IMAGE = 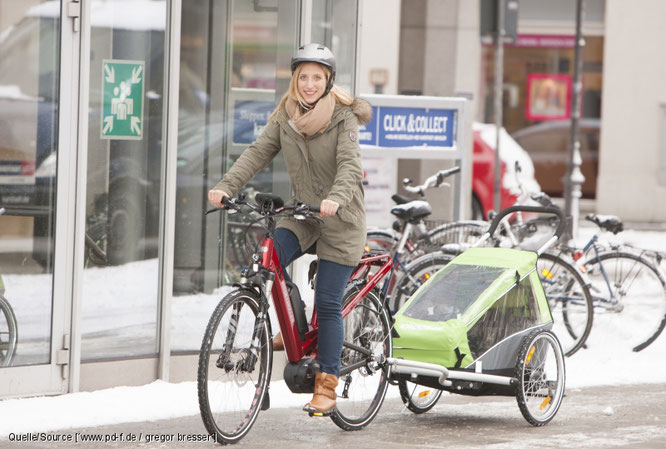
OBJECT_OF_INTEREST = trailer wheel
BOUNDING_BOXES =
[398,380,442,414]
[515,329,565,426]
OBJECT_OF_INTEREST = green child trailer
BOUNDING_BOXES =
[385,205,567,426]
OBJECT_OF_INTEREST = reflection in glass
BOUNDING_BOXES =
[81,0,166,360]
[0,1,60,367]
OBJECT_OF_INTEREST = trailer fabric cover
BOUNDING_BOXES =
[393,247,546,369]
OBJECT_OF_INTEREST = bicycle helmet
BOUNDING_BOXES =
[290,43,336,95]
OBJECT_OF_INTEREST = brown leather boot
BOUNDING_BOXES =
[303,372,338,414]
[272,332,284,351]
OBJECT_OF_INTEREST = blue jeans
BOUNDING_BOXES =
[275,228,353,377]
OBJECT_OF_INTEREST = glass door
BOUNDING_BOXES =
[0,0,79,397]
[79,0,168,360]
[170,0,299,354]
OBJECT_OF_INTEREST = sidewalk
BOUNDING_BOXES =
[4,384,666,449]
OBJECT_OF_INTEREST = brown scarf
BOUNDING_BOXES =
[285,94,336,137]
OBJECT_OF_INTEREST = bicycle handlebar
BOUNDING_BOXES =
[403,166,460,196]
[207,195,321,219]
[486,205,566,240]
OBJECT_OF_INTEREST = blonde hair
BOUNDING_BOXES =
[268,63,353,122]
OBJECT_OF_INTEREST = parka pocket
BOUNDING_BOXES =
[337,205,358,224]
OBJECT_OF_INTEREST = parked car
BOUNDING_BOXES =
[472,122,541,220]
[511,118,600,199]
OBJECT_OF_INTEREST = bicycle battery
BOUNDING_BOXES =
[286,281,308,340]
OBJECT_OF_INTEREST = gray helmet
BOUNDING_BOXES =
[291,43,336,94]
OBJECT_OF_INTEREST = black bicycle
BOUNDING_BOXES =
[0,208,18,367]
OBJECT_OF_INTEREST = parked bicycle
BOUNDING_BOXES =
[513,206,666,353]
[373,162,543,313]
[365,167,486,311]
[0,208,18,367]
[197,193,394,444]
[388,187,595,357]
[559,214,666,352]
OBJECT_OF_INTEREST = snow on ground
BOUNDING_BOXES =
[0,225,665,438]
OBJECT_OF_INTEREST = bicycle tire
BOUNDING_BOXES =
[0,295,18,367]
[365,230,398,253]
[537,253,594,357]
[425,220,488,251]
[398,381,442,414]
[515,329,565,426]
[197,288,272,444]
[330,285,392,431]
[583,251,666,352]
[366,229,420,262]
[391,252,453,313]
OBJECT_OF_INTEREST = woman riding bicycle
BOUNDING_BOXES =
[208,43,372,415]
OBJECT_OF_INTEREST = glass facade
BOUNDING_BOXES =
[171,0,359,353]
[0,0,60,367]
[481,36,604,198]
[0,0,359,394]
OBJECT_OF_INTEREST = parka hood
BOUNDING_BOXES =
[351,98,373,125]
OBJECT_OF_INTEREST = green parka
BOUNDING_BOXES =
[214,97,373,267]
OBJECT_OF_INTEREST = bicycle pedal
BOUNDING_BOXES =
[306,409,334,418]
[303,407,335,418]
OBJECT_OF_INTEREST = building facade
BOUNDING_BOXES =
[0,0,360,398]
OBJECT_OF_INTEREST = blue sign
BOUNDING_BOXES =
[233,101,275,144]
[360,105,457,148]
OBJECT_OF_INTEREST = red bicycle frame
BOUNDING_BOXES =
[259,236,393,363]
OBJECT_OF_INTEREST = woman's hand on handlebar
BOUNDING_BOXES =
[320,199,339,217]
[208,189,230,208]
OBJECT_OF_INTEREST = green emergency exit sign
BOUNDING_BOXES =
[101,59,145,140]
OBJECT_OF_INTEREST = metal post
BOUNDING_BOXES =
[493,0,505,213]
[563,0,586,239]
[157,0,182,382]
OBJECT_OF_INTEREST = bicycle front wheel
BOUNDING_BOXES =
[391,253,453,313]
[0,295,18,367]
[537,253,593,356]
[197,289,272,444]
[331,285,392,431]
[583,252,666,352]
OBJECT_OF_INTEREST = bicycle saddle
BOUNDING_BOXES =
[390,200,432,221]
[585,213,624,234]
[391,194,412,205]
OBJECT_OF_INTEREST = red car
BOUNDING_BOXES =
[472,123,541,220]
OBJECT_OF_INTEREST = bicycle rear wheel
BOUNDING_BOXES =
[197,289,272,444]
[391,253,453,313]
[425,220,487,251]
[583,252,666,352]
[0,295,18,367]
[537,253,593,356]
[331,285,392,431]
